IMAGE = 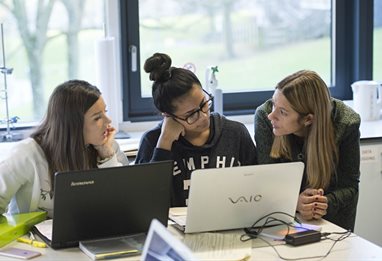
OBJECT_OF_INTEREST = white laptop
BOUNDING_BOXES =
[140,219,197,261]
[171,162,304,233]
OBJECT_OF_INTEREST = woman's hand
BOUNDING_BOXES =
[297,188,328,220]
[312,188,328,220]
[94,125,116,160]
[156,115,185,151]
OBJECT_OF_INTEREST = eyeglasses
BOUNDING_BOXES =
[170,89,214,125]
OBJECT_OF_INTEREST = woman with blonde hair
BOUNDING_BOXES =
[254,70,360,231]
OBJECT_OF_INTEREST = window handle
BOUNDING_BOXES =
[130,45,137,72]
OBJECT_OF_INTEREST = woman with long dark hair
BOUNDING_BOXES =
[0,80,128,217]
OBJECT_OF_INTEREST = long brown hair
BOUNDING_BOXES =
[31,80,101,190]
[270,70,338,189]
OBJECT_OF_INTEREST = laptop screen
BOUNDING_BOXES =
[50,160,173,249]
[140,219,196,261]
[185,162,304,233]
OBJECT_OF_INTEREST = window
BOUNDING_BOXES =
[374,0,382,80]
[138,0,332,95]
[0,0,378,128]
[121,0,382,122]
[0,0,104,128]
[121,0,336,121]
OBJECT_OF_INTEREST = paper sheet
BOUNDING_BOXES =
[183,231,251,261]
[34,219,53,241]
[169,207,187,216]
[168,208,187,226]
[117,138,140,153]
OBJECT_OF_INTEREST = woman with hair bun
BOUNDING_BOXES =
[136,53,257,207]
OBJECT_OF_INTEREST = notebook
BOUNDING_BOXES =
[34,161,173,249]
[140,219,196,261]
[171,162,304,233]
[0,211,47,247]
[79,233,146,260]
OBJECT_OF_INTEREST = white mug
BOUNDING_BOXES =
[351,80,382,121]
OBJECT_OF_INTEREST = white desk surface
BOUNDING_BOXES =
[1,218,382,261]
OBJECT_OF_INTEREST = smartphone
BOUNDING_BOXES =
[0,247,41,259]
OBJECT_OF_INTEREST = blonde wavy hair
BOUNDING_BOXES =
[270,70,338,189]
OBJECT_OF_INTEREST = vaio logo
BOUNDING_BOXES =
[228,194,262,204]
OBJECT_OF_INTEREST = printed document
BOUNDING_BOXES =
[183,231,251,261]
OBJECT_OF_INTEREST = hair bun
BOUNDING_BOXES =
[144,53,172,82]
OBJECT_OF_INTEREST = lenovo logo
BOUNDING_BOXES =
[228,195,262,204]
[70,180,95,186]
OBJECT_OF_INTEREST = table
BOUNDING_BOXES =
[1,218,382,261]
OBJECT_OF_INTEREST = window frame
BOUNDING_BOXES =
[118,0,374,122]
[0,0,376,131]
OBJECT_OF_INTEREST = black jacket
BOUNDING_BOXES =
[254,98,361,231]
[136,113,257,206]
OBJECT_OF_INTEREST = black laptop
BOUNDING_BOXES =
[34,161,173,249]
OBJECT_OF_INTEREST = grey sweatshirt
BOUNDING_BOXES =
[135,113,257,207]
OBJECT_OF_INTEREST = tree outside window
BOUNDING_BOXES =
[0,0,104,125]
